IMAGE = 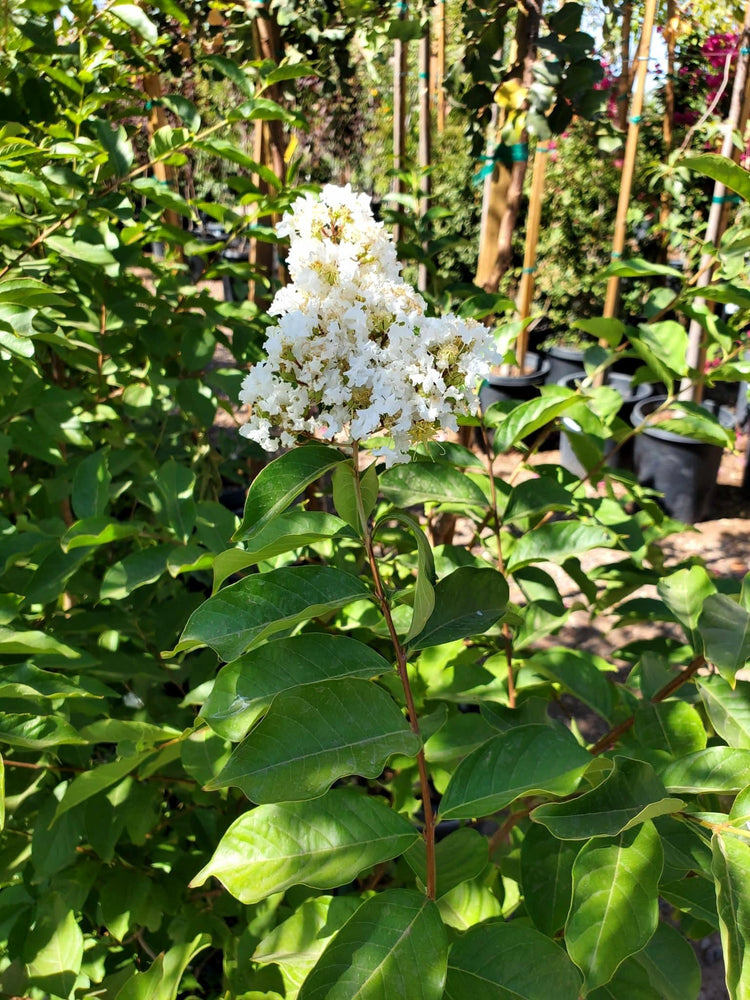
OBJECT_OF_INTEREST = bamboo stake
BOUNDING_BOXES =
[617,2,632,134]
[418,10,431,292]
[475,106,510,287]
[602,0,658,321]
[514,141,549,370]
[143,74,182,238]
[681,2,750,402]
[658,0,676,256]
[393,0,409,247]
[434,0,446,133]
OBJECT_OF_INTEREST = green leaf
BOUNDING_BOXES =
[72,448,112,519]
[633,701,707,757]
[632,921,701,1000]
[698,593,750,685]
[380,510,436,643]
[531,757,684,839]
[657,566,716,649]
[173,565,371,660]
[207,678,420,802]
[52,751,154,823]
[505,521,614,573]
[91,120,134,176]
[404,827,488,898]
[0,713,85,749]
[0,627,81,658]
[298,889,448,1000]
[712,831,750,1000]
[660,876,719,928]
[109,2,160,43]
[332,461,378,535]
[0,755,3,832]
[701,674,750,749]
[409,567,508,650]
[521,822,581,935]
[190,790,419,904]
[531,647,614,721]
[200,634,391,741]
[445,920,582,999]
[566,821,662,993]
[504,477,573,524]
[661,747,750,793]
[114,934,211,1000]
[0,662,91,701]
[253,895,362,983]
[99,869,166,941]
[100,545,173,601]
[23,894,84,999]
[153,458,196,543]
[159,94,201,131]
[61,517,145,551]
[234,444,347,541]
[684,153,750,203]
[439,724,591,820]
[379,460,488,508]
[213,510,349,589]
[491,393,581,453]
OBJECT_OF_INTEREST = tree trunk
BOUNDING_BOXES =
[392,2,409,247]
[418,13,432,292]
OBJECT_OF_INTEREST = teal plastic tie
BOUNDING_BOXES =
[611,251,622,259]
[511,141,529,162]
[630,114,642,124]
[522,266,536,274]
[712,195,725,205]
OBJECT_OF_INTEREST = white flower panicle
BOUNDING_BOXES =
[238,183,494,465]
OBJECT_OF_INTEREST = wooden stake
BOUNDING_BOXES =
[392,1,409,247]
[434,0,446,133]
[602,0,658,321]
[617,3,632,134]
[658,0,676,255]
[682,2,750,402]
[418,12,431,292]
[514,141,549,370]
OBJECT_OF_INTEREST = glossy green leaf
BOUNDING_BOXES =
[61,517,145,551]
[114,934,211,1000]
[504,477,573,523]
[632,921,701,1000]
[586,959,661,999]
[234,444,347,541]
[712,831,750,1000]
[109,2,159,43]
[566,821,662,993]
[491,393,580,453]
[382,510,436,642]
[656,815,714,879]
[657,566,715,649]
[91,120,134,175]
[253,895,362,987]
[684,153,750,203]
[100,545,173,601]
[698,593,750,685]
[633,701,707,756]
[172,566,371,660]
[531,647,614,721]
[213,511,350,589]
[0,713,85,749]
[521,822,580,935]
[404,827,488,898]
[439,724,591,820]
[409,566,508,649]
[660,876,719,928]
[72,448,111,519]
[379,460,488,508]
[52,751,154,823]
[698,674,750,749]
[437,875,503,929]
[445,921,582,1000]
[0,662,91,701]
[153,459,196,543]
[0,754,4,831]
[191,790,418,904]
[298,889,447,1000]
[423,711,499,766]
[201,634,391,741]
[208,678,420,802]
[505,521,614,573]
[532,757,684,839]
[332,460,378,534]
[23,894,84,999]
[661,747,750,793]
[0,630,89,660]
[99,869,166,941]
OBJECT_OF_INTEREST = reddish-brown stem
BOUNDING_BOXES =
[352,443,437,900]
[590,654,707,756]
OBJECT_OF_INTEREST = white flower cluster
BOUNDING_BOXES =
[238,184,494,465]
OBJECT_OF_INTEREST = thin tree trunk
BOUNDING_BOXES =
[418,12,432,292]
[682,2,750,402]
[481,0,540,295]
[433,0,446,133]
[393,2,409,246]
[514,141,549,370]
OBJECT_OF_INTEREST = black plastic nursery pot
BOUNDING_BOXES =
[557,373,652,478]
[479,353,551,410]
[631,395,733,523]
[543,343,586,385]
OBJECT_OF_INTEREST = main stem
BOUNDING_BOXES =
[351,443,437,900]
